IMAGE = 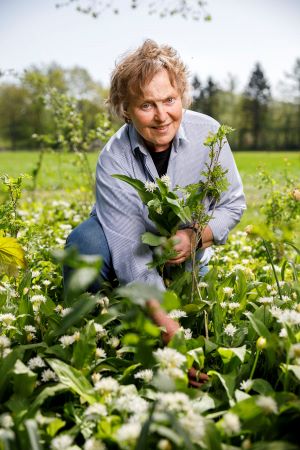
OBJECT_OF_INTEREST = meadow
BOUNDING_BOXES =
[0,148,299,450]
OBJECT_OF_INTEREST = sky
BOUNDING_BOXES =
[1,0,300,98]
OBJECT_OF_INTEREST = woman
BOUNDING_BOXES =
[64,39,246,293]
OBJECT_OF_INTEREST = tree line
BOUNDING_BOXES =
[0,59,299,151]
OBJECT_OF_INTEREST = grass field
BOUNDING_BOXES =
[0,150,299,229]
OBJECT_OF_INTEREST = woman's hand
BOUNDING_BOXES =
[167,229,195,265]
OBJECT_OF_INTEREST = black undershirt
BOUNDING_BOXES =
[149,147,171,178]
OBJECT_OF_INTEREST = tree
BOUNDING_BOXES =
[55,0,211,20]
[285,58,300,146]
[191,76,220,119]
[242,63,271,149]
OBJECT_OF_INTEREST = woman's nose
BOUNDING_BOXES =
[154,105,167,122]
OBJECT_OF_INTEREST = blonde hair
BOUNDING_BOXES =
[107,39,191,120]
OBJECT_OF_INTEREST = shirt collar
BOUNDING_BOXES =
[128,117,189,157]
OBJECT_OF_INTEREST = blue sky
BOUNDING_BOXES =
[1,0,300,97]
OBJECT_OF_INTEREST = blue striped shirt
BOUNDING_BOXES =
[94,110,246,290]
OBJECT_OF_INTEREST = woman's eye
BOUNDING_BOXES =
[141,103,151,110]
[166,97,175,104]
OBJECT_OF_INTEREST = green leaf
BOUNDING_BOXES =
[72,320,97,370]
[208,370,236,404]
[26,384,67,418]
[112,174,153,203]
[0,347,24,401]
[281,364,300,381]
[24,420,42,450]
[51,294,98,337]
[116,283,163,306]
[46,359,96,404]
[217,345,247,364]
[162,291,181,311]
[244,311,272,339]
[142,232,166,247]
[0,236,26,276]
[46,418,66,437]
[12,360,37,398]
[251,378,274,395]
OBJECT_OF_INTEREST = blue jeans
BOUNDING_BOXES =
[63,212,116,293]
[63,212,209,292]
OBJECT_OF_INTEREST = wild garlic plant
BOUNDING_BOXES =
[114,125,233,299]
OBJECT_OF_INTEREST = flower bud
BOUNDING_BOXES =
[256,336,267,350]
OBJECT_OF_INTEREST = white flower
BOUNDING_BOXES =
[223,287,234,296]
[179,410,205,442]
[61,307,73,317]
[134,369,153,383]
[168,309,187,319]
[31,284,42,290]
[279,328,288,338]
[31,270,41,278]
[24,325,37,334]
[41,369,58,383]
[220,302,227,309]
[272,308,300,326]
[144,181,157,192]
[115,393,148,415]
[256,395,278,414]
[228,302,240,310]
[224,324,237,337]
[108,337,119,348]
[94,377,119,394]
[289,343,300,359]
[0,335,11,348]
[198,282,208,288]
[28,356,46,370]
[0,313,16,325]
[96,296,109,308]
[154,347,186,369]
[94,323,107,338]
[95,348,107,359]
[42,280,51,286]
[0,413,13,429]
[59,331,80,348]
[156,392,190,414]
[30,295,46,311]
[222,412,241,435]
[84,438,106,450]
[51,434,73,450]
[240,379,253,392]
[258,296,273,305]
[183,328,193,339]
[117,423,141,442]
[84,403,107,417]
[160,175,171,188]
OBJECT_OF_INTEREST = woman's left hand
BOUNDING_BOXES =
[167,229,195,265]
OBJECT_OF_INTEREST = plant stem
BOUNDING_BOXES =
[262,239,283,301]
[249,349,260,380]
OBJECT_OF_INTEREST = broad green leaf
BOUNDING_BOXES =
[46,358,95,404]
[280,364,300,381]
[116,283,163,306]
[0,236,26,276]
[187,347,205,369]
[162,290,181,311]
[251,378,274,395]
[244,311,272,339]
[24,420,42,450]
[203,420,222,450]
[72,320,97,370]
[51,294,98,337]
[135,402,155,450]
[217,345,247,364]
[13,360,37,398]
[26,384,67,417]
[46,418,66,437]
[112,174,153,203]
[251,441,300,450]
[208,370,236,404]
[142,232,166,247]
[0,347,24,400]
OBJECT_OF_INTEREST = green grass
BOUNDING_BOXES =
[0,150,299,228]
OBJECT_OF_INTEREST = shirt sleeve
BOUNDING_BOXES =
[95,148,166,291]
[207,140,246,244]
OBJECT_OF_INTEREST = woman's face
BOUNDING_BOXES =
[126,69,183,152]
